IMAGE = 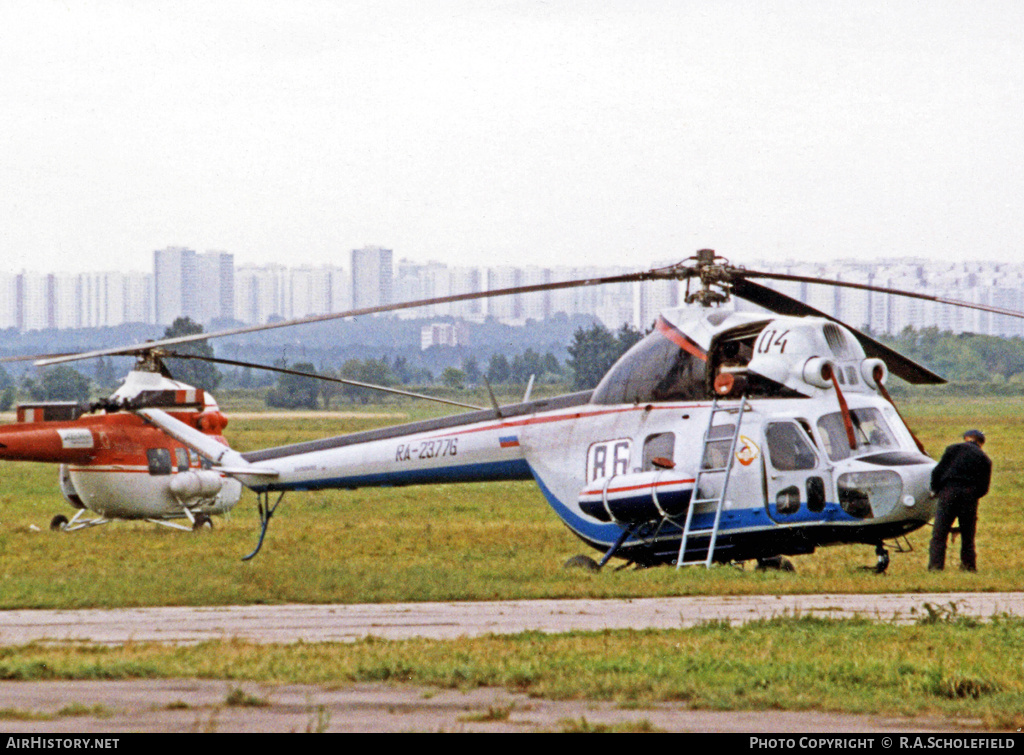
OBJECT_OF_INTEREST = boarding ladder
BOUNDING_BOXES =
[675,395,749,569]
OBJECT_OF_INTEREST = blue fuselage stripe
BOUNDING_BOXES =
[529,469,880,549]
[252,459,534,492]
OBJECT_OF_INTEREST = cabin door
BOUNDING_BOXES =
[763,420,831,523]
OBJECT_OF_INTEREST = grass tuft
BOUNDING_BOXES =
[57,703,112,718]
[459,703,514,723]
[931,673,1001,700]
[224,686,270,707]
[557,716,663,733]
[0,707,54,721]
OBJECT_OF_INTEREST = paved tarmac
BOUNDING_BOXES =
[1,592,1021,646]
[0,679,984,733]
[1,593,1020,733]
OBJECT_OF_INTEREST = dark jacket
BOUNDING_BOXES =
[931,441,992,499]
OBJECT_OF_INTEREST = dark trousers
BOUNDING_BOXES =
[928,486,979,571]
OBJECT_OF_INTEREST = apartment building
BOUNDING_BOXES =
[153,247,234,326]
[4,249,1024,337]
[351,245,393,310]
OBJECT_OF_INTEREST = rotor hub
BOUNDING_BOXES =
[675,249,736,306]
[133,348,172,377]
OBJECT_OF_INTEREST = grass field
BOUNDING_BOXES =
[1,394,1022,727]
[1,394,1022,607]
[1,615,1021,729]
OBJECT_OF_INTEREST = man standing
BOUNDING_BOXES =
[928,429,992,572]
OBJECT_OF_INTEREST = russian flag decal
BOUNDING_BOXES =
[499,435,520,448]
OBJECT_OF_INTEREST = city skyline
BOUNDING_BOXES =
[2,3,1022,276]
[5,245,1024,341]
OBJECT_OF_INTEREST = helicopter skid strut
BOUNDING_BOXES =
[149,518,193,531]
[52,508,214,533]
[597,524,641,568]
[53,508,110,532]
[243,490,286,561]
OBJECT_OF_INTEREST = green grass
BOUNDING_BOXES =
[0,616,1021,728]
[2,395,1024,727]
[2,396,1024,608]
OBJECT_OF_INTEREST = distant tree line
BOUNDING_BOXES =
[0,364,15,411]
[878,326,1024,383]
[265,349,570,409]
[21,322,1024,410]
[0,319,646,409]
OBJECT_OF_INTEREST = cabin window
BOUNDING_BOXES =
[642,433,675,471]
[701,424,735,470]
[776,485,801,515]
[797,419,816,443]
[175,448,190,472]
[146,448,173,476]
[806,476,826,512]
[817,408,897,461]
[766,422,818,471]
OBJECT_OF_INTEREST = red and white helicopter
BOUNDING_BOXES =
[0,352,241,532]
[0,350,479,534]
[0,358,240,528]
[8,251,1020,570]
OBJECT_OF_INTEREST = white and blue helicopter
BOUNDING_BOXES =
[34,251,1020,571]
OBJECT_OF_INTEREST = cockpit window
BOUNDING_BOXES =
[817,408,897,461]
[591,320,706,405]
[766,422,818,471]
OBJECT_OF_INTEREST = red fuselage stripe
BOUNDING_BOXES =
[423,402,706,441]
[583,478,697,496]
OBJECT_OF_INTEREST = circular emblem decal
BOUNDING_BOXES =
[735,435,760,466]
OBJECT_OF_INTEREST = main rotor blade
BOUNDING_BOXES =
[164,352,486,411]
[35,267,674,367]
[0,351,77,364]
[741,269,1024,322]
[729,277,947,385]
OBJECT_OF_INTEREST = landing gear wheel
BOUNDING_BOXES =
[756,556,795,572]
[192,513,213,531]
[50,514,69,532]
[874,545,890,574]
[563,554,601,572]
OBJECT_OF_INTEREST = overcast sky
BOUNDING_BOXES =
[1,0,1022,274]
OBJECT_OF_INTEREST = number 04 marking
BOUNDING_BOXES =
[756,329,790,354]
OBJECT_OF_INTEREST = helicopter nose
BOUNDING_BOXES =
[899,463,937,517]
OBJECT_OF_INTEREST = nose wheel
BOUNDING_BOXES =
[873,544,890,574]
